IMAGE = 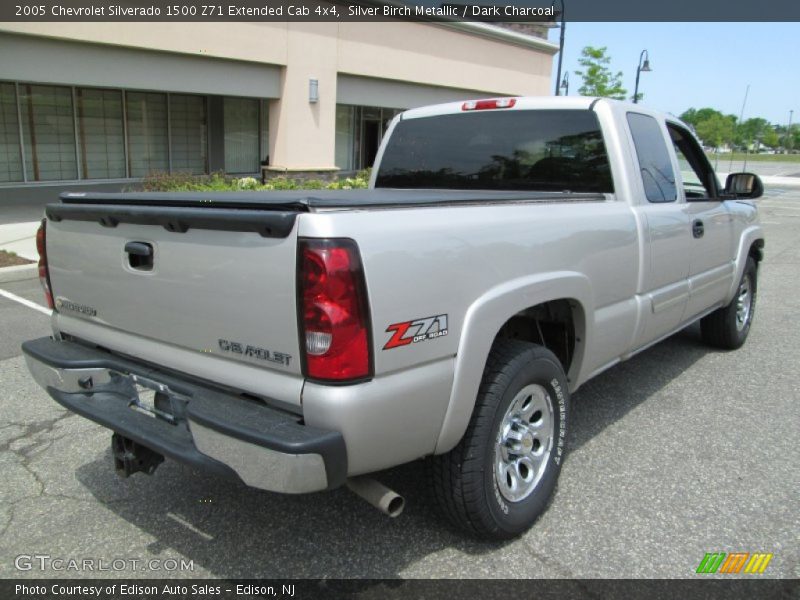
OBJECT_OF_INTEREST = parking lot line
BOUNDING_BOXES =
[0,286,52,316]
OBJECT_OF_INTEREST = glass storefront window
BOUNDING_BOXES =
[335,105,355,170]
[336,104,402,172]
[1,82,270,182]
[224,97,259,174]
[19,84,77,181]
[260,99,269,166]
[0,83,23,183]
[170,94,207,174]
[126,91,169,177]
[76,88,125,179]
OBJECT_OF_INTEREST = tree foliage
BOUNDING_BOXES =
[694,114,735,151]
[575,46,627,100]
[680,108,789,151]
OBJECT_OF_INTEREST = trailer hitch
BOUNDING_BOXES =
[111,433,164,478]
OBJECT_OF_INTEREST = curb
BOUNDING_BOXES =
[0,263,38,284]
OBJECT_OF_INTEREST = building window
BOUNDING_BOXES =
[170,94,207,174]
[19,84,77,181]
[224,97,259,174]
[335,105,355,171]
[260,99,269,166]
[0,81,273,182]
[76,88,125,179]
[0,83,23,183]
[335,105,401,172]
[126,92,169,177]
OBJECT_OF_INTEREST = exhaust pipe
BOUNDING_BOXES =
[346,476,405,517]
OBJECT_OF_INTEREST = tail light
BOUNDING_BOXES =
[298,238,371,382]
[36,219,54,310]
[462,98,517,111]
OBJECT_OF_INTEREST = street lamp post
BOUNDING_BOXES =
[787,109,794,153]
[561,72,569,96]
[553,0,565,96]
[632,49,652,104]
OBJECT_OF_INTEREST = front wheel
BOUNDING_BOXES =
[430,339,569,540]
[701,257,758,350]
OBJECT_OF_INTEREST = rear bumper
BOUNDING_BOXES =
[21,337,347,493]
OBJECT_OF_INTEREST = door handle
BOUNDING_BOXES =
[124,241,152,257]
[692,219,704,239]
[125,241,154,271]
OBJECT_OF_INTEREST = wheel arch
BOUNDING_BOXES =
[727,226,765,303]
[433,272,592,455]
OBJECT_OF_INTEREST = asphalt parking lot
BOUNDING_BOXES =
[0,190,798,580]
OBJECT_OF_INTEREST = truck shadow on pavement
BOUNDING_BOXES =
[74,323,713,579]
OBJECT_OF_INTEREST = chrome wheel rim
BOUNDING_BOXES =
[494,384,555,503]
[735,276,752,332]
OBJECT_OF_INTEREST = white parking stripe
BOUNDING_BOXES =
[0,287,52,316]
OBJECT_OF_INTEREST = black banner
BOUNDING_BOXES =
[2,0,800,22]
[2,579,797,600]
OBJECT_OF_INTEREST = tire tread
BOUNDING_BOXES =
[429,338,564,539]
[701,257,757,350]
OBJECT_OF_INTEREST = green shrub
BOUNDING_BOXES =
[138,169,371,192]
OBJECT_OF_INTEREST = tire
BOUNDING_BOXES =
[700,257,758,350]
[430,339,569,540]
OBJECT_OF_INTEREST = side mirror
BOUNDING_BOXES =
[724,172,763,199]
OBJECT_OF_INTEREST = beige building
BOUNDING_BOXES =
[0,20,557,189]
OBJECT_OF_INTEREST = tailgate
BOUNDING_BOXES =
[44,196,304,399]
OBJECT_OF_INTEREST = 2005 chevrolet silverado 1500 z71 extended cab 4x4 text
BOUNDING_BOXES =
[23,97,765,539]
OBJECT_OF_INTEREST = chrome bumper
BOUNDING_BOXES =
[23,337,347,494]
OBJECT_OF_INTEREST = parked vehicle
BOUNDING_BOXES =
[24,97,764,539]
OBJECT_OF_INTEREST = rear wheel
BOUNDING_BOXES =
[701,257,758,349]
[430,339,569,540]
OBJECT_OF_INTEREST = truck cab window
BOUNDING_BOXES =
[667,123,719,200]
[626,112,677,203]
[375,109,613,193]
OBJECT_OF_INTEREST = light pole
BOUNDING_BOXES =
[560,72,569,96]
[552,0,565,96]
[632,50,651,104]
[787,109,794,153]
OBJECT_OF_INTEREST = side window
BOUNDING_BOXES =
[626,112,677,203]
[667,123,718,200]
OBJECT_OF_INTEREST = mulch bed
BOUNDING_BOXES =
[0,250,35,267]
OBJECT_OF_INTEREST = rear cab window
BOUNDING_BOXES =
[626,112,677,203]
[375,109,613,193]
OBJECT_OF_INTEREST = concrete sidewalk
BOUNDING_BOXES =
[0,221,39,261]
[0,221,39,283]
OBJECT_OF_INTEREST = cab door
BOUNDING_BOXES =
[666,122,735,321]
[626,112,692,349]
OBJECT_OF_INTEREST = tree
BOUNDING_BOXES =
[679,108,700,127]
[680,107,726,128]
[575,46,627,100]
[695,114,735,151]
[733,117,769,149]
[762,127,780,149]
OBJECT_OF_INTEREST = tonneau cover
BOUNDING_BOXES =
[58,189,604,211]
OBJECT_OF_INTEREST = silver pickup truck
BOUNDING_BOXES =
[24,97,765,539]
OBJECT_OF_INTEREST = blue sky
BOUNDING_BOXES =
[547,22,799,125]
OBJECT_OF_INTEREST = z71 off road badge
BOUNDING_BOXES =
[383,314,448,350]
